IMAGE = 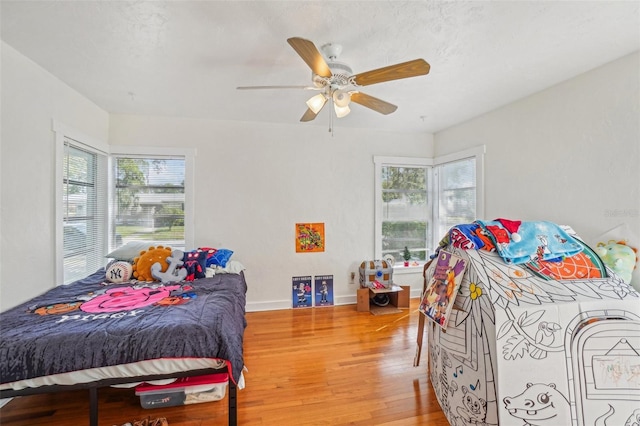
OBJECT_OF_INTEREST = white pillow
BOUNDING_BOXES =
[225,260,246,274]
[206,260,246,276]
[106,241,157,261]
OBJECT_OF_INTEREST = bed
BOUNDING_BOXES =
[0,259,247,426]
[416,221,640,426]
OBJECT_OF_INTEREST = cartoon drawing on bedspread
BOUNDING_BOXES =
[503,382,570,426]
[535,235,551,259]
[30,301,83,315]
[80,284,182,312]
[155,290,197,306]
[28,284,196,315]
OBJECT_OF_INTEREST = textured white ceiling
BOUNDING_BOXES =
[1,1,639,133]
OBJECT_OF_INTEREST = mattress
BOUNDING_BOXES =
[0,357,245,391]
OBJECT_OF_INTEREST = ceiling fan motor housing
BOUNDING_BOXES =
[327,61,353,77]
[312,61,354,87]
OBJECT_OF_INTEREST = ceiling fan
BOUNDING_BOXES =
[237,37,430,122]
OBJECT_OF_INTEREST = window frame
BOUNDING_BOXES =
[374,146,485,273]
[374,156,434,273]
[432,146,486,247]
[54,120,195,285]
[109,145,195,252]
[54,120,110,285]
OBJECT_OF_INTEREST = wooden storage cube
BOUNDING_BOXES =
[357,285,410,315]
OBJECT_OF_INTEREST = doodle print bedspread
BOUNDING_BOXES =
[0,271,247,384]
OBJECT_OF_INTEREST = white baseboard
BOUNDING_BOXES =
[245,300,291,312]
[246,295,359,312]
[245,292,420,312]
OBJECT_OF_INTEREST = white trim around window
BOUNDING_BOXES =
[53,119,196,285]
[53,120,110,284]
[373,146,485,273]
[373,156,434,273]
[434,145,485,217]
[109,145,196,251]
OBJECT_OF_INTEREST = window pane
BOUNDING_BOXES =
[440,158,474,189]
[114,157,185,250]
[437,158,476,240]
[63,142,106,284]
[381,166,429,262]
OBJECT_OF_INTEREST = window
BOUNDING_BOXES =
[433,155,480,243]
[112,156,186,250]
[62,142,107,283]
[374,157,433,265]
[55,125,109,284]
[55,121,194,285]
[375,147,484,268]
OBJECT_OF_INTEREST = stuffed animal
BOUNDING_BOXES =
[151,249,188,283]
[132,245,173,282]
[595,240,637,284]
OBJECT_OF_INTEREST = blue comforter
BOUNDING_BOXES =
[0,270,247,384]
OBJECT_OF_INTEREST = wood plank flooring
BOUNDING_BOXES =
[0,299,448,425]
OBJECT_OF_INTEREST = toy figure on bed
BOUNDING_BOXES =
[596,240,637,284]
[181,250,207,281]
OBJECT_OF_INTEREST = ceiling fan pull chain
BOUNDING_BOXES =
[329,102,334,136]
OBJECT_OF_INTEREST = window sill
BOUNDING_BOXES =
[393,264,425,274]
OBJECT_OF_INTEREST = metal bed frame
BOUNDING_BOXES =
[0,366,237,426]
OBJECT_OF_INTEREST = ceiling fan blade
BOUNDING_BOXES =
[287,37,332,78]
[350,92,398,115]
[236,85,314,90]
[352,59,430,87]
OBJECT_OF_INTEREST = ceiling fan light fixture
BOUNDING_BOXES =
[334,104,351,118]
[306,93,327,114]
[332,90,351,108]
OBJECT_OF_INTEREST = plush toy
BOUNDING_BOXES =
[595,240,637,284]
[151,249,187,283]
[105,261,133,283]
[132,246,173,282]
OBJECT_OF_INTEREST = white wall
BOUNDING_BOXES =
[109,115,433,310]
[0,41,110,311]
[0,40,431,312]
[435,52,640,248]
[4,37,637,312]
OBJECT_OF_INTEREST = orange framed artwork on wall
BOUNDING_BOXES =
[296,223,325,253]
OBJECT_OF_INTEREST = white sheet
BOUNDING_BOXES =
[1,358,245,391]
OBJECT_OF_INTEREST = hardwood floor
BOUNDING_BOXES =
[0,299,448,425]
